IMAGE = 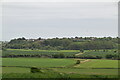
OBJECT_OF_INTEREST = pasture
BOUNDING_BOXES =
[2,49,119,78]
[74,59,118,68]
[2,58,119,78]
[2,58,76,67]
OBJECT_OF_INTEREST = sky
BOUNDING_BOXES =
[1,0,118,41]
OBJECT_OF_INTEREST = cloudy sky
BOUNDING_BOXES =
[1,0,118,41]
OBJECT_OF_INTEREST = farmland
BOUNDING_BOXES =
[1,37,119,79]
[2,57,119,78]
[74,59,118,68]
[2,58,76,67]
[2,49,79,57]
[80,50,118,58]
[1,0,119,78]
[2,49,118,59]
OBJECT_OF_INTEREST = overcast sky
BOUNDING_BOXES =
[1,1,118,41]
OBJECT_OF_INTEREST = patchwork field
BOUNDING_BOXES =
[1,49,119,78]
[2,49,118,59]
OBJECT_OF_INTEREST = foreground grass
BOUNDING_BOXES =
[2,58,119,78]
[2,70,66,78]
[2,67,30,73]
[2,73,118,78]
[3,67,118,75]
[54,68,118,75]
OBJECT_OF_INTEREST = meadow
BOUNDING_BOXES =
[2,57,119,78]
[2,58,76,67]
[1,49,119,79]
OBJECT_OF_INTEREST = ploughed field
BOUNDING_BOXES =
[2,58,118,78]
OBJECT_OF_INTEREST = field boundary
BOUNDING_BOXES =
[1,66,120,69]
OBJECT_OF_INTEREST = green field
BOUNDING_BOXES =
[2,58,119,78]
[2,49,119,78]
[55,68,118,75]
[75,59,118,68]
[2,58,76,67]
[3,58,118,68]
[2,67,30,73]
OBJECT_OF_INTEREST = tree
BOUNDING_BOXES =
[106,54,114,59]
[37,37,42,40]
[68,43,81,50]
[52,54,59,58]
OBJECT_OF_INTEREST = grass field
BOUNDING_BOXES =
[3,67,118,75]
[2,58,119,78]
[3,58,118,68]
[2,67,30,73]
[2,58,76,67]
[75,59,118,68]
[54,68,118,75]
[2,49,119,78]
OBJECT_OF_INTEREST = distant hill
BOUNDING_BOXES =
[2,37,119,50]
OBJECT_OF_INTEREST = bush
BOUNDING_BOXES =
[52,53,65,58]
[59,53,65,58]
[76,60,80,64]
[30,67,40,73]
[80,49,84,53]
[105,54,114,59]
[96,56,102,59]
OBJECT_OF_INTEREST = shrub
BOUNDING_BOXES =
[76,60,80,64]
[52,53,65,58]
[30,67,40,73]
[59,53,65,58]
[105,54,114,59]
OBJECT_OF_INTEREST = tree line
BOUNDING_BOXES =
[2,52,119,60]
[2,37,118,50]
